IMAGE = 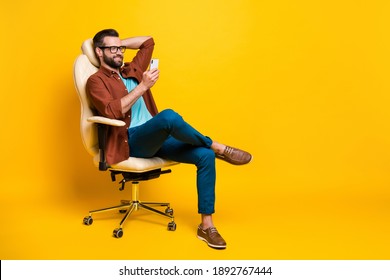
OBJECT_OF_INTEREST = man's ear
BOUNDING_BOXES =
[95,47,103,58]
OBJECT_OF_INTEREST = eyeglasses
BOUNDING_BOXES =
[99,46,126,54]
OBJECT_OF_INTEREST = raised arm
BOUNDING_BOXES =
[121,36,152,49]
[120,36,159,114]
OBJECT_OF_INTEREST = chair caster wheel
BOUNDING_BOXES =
[83,216,93,225]
[113,228,123,238]
[168,221,176,231]
[165,207,174,216]
[119,209,127,214]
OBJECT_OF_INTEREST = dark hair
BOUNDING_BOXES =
[93,29,119,48]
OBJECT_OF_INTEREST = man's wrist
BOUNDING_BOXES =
[137,83,148,93]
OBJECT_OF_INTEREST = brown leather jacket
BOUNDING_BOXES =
[86,38,158,165]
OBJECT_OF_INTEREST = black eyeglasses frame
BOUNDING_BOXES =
[99,46,127,54]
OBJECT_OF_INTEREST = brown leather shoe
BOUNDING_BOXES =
[215,146,252,165]
[197,225,227,249]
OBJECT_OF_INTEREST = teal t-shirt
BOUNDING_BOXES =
[120,75,153,128]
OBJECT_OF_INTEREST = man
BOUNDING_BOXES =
[86,29,252,249]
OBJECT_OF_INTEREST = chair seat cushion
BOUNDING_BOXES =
[93,155,177,172]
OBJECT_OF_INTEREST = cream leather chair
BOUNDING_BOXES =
[73,39,178,238]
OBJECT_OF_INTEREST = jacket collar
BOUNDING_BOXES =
[99,64,121,77]
[99,63,137,80]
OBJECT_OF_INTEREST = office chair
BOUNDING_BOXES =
[73,39,178,238]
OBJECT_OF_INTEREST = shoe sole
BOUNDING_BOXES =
[215,154,253,165]
[197,235,227,249]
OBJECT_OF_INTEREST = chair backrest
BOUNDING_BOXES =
[73,39,100,157]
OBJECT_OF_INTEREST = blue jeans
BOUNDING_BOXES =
[128,109,216,214]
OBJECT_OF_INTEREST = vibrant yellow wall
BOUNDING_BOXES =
[1,0,390,259]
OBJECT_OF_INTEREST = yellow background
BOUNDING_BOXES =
[1,0,390,259]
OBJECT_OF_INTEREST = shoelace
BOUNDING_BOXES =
[224,146,234,155]
[208,227,219,235]
[200,226,219,235]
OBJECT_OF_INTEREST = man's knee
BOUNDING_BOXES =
[159,109,182,125]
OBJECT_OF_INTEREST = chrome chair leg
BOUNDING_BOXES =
[83,181,176,237]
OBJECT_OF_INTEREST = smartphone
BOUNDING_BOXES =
[150,58,159,70]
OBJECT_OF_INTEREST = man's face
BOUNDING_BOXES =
[100,36,123,69]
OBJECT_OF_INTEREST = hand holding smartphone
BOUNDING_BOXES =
[150,58,159,70]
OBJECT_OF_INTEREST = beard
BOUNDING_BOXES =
[103,53,123,69]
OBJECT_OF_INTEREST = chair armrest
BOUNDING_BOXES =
[87,116,126,127]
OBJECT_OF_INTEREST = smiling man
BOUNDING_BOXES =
[86,29,252,249]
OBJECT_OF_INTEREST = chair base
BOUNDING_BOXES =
[83,176,176,238]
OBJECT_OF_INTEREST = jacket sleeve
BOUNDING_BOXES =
[132,37,155,72]
[86,75,125,120]
[121,37,155,77]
